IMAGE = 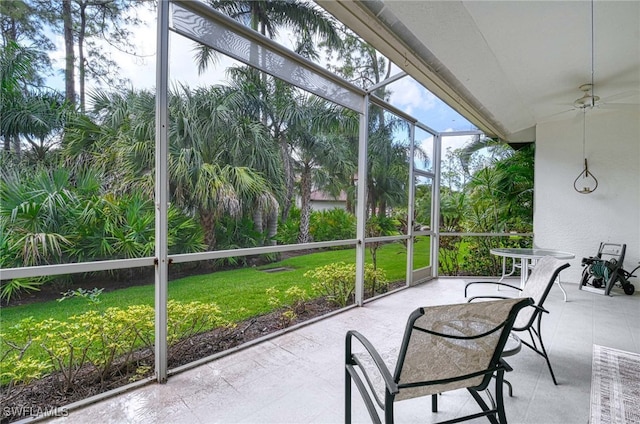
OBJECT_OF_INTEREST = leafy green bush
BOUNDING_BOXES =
[304,262,387,307]
[0,318,51,404]
[461,235,532,276]
[0,300,230,395]
[275,207,301,245]
[277,208,356,245]
[167,300,233,355]
[363,262,389,297]
[265,285,310,327]
[309,209,356,242]
[0,167,206,301]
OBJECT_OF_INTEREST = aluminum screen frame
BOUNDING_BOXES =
[170,1,364,112]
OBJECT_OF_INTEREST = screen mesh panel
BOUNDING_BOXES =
[170,2,363,111]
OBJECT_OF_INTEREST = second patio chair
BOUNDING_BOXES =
[345,297,533,424]
[464,255,570,385]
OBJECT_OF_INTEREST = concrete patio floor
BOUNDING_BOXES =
[43,277,639,424]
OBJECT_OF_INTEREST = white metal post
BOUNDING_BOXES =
[154,0,170,384]
[354,96,369,306]
[406,123,416,285]
[432,133,442,278]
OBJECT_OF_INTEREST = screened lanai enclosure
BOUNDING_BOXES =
[0,0,534,416]
[158,0,451,381]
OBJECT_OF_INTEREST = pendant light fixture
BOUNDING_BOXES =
[573,108,598,194]
[573,0,599,194]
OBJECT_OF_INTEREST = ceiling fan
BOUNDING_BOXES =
[572,83,599,109]
[568,83,638,112]
[545,0,639,122]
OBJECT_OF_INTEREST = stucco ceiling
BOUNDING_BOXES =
[316,1,640,142]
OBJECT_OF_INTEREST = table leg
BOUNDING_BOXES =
[497,256,517,292]
[556,276,568,302]
[520,258,529,289]
[499,256,507,283]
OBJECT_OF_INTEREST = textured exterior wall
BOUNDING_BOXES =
[534,109,640,285]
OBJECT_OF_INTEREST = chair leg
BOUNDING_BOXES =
[537,335,558,385]
[495,369,508,424]
[468,389,500,424]
[534,322,558,385]
[503,378,514,397]
[345,368,352,424]
[432,394,438,412]
[385,399,394,424]
[521,326,558,385]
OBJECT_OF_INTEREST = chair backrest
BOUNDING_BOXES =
[514,256,570,330]
[393,297,532,402]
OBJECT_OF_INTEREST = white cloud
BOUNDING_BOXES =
[388,76,438,116]
[46,6,234,94]
[441,134,475,151]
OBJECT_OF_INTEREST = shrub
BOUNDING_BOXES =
[305,262,387,307]
[167,300,233,355]
[363,263,389,297]
[264,285,310,328]
[0,318,52,403]
[275,207,301,245]
[277,208,357,245]
[309,209,356,242]
[0,301,230,396]
[0,167,206,301]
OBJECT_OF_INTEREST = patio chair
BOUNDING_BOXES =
[464,255,570,385]
[345,297,533,424]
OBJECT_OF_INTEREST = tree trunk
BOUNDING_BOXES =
[252,207,264,234]
[62,0,75,106]
[297,166,312,244]
[378,199,387,218]
[11,135,21,156]
[78,2,87,112]
[266,209,278,246]
[199,209,217,251]
[279,134,294,221]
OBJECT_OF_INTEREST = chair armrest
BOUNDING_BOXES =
[498,358,513,373]
[464,281,523,297]
[467,295,510,303]
[346,330,398,397]
[531,304,549,314]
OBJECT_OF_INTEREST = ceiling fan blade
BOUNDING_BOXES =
[597,89,640,103]
[538,107,578,122]
[597,103,640,110]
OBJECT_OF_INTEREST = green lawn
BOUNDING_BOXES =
[1,241,429,327]
[0,241,432,389]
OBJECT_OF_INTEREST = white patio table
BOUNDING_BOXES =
[490,248,575,301]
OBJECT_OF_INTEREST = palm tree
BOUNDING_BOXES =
[196,0,342,72]
[223,66,299,224]
[67,86,280,251]
[459,139,533,232]
[198,1,343,220]
[1,41,69,159]
[287,95,356,243]
[366,108,411,219]
[62,88,156,195]
[168,84,280,250]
